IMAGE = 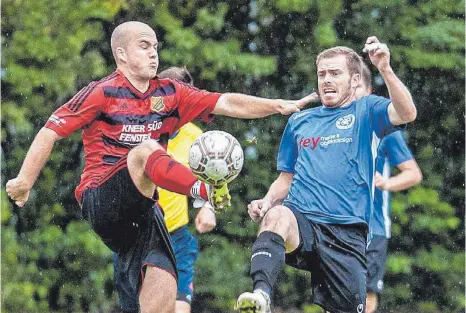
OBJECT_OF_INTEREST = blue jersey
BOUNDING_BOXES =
[371,131,413,238]
[279,95,400,225]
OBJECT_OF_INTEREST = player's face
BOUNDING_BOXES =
[317,55,359,108]
[125,29,159,80]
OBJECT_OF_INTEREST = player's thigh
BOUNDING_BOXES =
[366,292,378,313]
[127,139,163,198]
[175,300,191,313]
[138,210,178,313]
[312,223,367,313]
[114,207,178,312]
[139,265,177,313]
[81,165,153,252]
[284,206,318,270]
[260,205,300,253]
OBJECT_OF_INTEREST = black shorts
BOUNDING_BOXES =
[285,206,367,313]
[366,235,388,294]
[81,166,177,311]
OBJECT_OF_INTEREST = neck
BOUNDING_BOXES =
[340,97,356,108]
[118,66,150,93]
[338,90,357,108]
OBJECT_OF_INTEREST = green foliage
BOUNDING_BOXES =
[385,186,464,312]
[2,0,464,312]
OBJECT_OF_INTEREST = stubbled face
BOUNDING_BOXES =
[122,27,159,80]
[317,55,359,108]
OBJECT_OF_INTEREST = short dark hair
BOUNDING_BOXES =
[158,66,194,85]
[316,46,362,76]
[361,62,372,90]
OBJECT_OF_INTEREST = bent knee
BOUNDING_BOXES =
[128,139,164,164]
[260,205,296,233]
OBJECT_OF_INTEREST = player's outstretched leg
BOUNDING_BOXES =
[127,139,230,211]
[235,205,300,313]
[127,139,207,198]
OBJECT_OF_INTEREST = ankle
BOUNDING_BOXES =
[254,288,271,299]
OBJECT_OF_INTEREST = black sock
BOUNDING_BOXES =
[250,231,286,296]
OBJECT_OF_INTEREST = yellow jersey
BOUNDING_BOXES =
[158,123,203,233]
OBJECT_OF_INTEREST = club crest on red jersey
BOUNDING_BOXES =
[150,96,165,112]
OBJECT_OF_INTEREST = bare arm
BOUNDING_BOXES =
[263,172,294,206]
[6,127,62,206]
[383,69,417,125]
[212,93,318,118]
[248,172,294,222]
[375,159,422,192]
[364,36,417,125]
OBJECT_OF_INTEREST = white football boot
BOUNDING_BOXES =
[235,289,271,313]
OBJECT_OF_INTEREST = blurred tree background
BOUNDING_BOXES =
[1,0,464,312]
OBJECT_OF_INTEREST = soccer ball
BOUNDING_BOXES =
[189,130,244,186]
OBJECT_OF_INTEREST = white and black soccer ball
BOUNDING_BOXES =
[189,130,244,186]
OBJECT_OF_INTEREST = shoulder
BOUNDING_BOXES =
[87,71,123,96]
[286,107,320,131]
[154,77,173,85]
[361,94,391,107]
[66,72,120,108]
[290,107,318,122]
[152,78,200,97]
[95,71,123,88]
[154,77,193,90]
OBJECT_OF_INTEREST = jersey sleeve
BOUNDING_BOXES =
[173,80,222,126]
[277,118,298,173]
[367,94,402,139]
[44,82,104,138]
[383,131,414,167]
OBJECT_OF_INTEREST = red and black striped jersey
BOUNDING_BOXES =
[45,70,221,202]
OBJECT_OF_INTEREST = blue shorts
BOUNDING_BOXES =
[285,205,368,313]
[171,226,199,304]
[366,235,388,294]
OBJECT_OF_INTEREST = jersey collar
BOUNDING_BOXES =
[116,69,158,99]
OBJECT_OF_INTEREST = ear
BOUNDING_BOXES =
[351,73,361,89]
[116,47,127,63]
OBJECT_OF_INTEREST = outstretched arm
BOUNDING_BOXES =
[364,36,417,125]
[248,172,294,222]
[6,127,62,207]
[212,93,318,118]
[375,159,422,192]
